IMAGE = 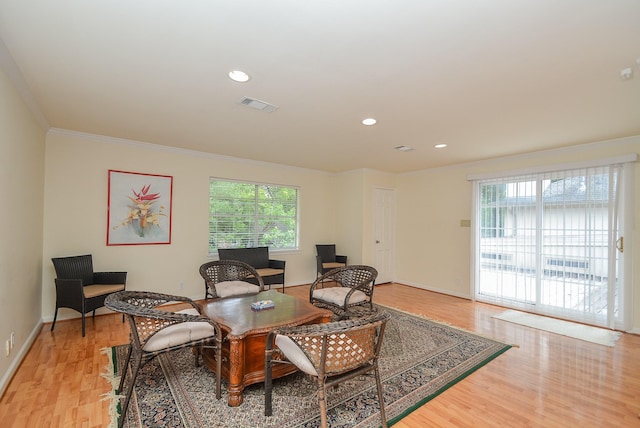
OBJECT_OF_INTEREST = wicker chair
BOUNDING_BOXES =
[316,244,347,278]
[199,259,266,299]
[265,311,390,428]
[105,291,223,428]
[51,254,127,337]
[309,265,378,318]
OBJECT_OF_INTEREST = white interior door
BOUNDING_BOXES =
[373,188,396,284]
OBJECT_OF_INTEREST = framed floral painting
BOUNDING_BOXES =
[107,170,173,245]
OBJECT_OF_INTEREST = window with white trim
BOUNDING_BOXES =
[208,178,299,253]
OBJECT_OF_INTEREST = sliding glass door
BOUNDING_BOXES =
[473,164,625,328]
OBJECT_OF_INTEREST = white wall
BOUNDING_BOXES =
[328,169,397,267]
[41,129,343,321]
[396,166,473,297]
[39,131,404,323]
[0,65,45,392]
[330,171,365,264]
[41,131,640,331]
[396,136,640,329]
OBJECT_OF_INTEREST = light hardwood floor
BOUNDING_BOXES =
[1,283,639,427]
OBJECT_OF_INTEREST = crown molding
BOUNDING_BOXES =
[401,135,640,176]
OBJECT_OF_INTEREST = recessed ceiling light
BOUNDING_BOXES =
[228,70,250,82]
[362,118,377,126]
[620,67,633,80]
[434,143,448,149]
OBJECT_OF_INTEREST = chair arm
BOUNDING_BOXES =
[272,312,389,337]
[93,271,127,284]
[309,272,324,300]
[54,278,84,302]
[336,255,347,264]
[140,307,212,324]
[268,259,286,269]
[104,291,221,341]
[354,280,375,294]
[105,291,196,312]
[266,329,278,352]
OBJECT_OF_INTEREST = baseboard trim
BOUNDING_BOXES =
[393,280,471,300]
[0,320,42,399]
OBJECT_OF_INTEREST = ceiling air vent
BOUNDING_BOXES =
[239,96,279,113]
[394,145,414,152]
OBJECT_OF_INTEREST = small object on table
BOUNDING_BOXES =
[251,299,275,310]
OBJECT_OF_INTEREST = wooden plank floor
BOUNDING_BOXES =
[1,283,639,427]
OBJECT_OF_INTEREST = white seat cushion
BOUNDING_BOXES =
[312,287,367,306]
[143,307,215,352]
[275,335,318,376]
[215,280,260,298]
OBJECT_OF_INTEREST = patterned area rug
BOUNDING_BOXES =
[104,306,510,427]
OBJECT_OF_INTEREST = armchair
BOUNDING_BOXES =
[51,254,127,337]
[199,259,266,299]
[265,311,390,428]
[309,265,378,318]
[105,291,223,428]
[316,244,347,278]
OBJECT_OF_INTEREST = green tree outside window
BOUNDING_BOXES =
[209,179,298,252]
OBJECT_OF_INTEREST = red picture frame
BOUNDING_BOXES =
[107,170,173,245]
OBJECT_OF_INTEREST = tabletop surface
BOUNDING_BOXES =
[200,290,331,338]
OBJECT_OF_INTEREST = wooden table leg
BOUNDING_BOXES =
[227,338,244,406]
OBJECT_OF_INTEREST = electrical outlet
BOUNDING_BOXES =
[179,281,185,290]
[5,340,9,357]
[10,332,14,349]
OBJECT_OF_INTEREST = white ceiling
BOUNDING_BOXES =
[1,1,639,173]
